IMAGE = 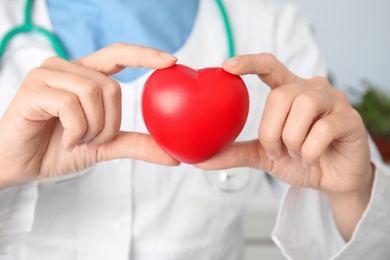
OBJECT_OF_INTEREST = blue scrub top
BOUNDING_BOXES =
[47,0,199,82]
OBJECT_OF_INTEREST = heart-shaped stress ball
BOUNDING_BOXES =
[142,64,249,164]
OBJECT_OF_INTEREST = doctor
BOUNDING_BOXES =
[0,0,389,259]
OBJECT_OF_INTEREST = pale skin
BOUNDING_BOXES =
[0,43,180,188]
[0,44,373,242]
[198,53,374,241]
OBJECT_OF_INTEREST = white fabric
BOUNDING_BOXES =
[272,159,390,260]
[0,0,389,259]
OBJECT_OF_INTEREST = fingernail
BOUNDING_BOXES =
[160,52,178,61]
[67,144,77,153]
[266,150,278,160]
[223,57,240,68]
[289,150,300,159]
[302,161,311,168]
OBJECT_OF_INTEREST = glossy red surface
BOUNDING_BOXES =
[142,64,249,164]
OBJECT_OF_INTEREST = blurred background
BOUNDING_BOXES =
[292,0,389,98]
[244,0,390,259]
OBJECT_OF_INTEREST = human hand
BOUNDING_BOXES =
[0,43,179,188]
[197,53,373,239]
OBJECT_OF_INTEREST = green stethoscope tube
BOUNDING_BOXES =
[0,0,235,61]
[0,0,68,60]
[215,0,236,58]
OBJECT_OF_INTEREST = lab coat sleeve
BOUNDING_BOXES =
[269,3,390,259]
[0,182,38,254]
[272,156,390,260]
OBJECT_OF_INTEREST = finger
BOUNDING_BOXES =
[41,57,122,147]
[300,109,363,167]
[73,43,178,76]
[96,132,180,166]
[85,82,121,149]
[222,53,300,89]
[19,76,87,150]
[31,66,107,144]
[195,140,273,172]
[258,82,310,159]
[282,88,334,158]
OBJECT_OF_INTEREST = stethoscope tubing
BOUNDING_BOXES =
[0,0,246,192]
[0,0,235,61]
[0,0,68,60]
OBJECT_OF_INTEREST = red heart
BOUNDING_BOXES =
[142,64,249,164]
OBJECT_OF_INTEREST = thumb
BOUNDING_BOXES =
[96,131,180,166]
[195,139,272,171]
[222,53,300,89]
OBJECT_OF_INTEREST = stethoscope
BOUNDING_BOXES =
[0,0,68,60]
[0,0,251,193]
[0,0,235,61]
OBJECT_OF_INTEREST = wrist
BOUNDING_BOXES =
[325,163,375,201]
[324,163,375,241]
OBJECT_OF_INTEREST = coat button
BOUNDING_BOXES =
[203,167,252,192]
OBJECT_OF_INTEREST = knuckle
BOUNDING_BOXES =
[260,52,276,63]
[332,89,349,102]
[60,92,79,109]
[79,79,101,99]
[315,119,334,137]
[105,80,122,100]
[295,92,318,109]
[69,75,100,95]
[25,67,44,80]
[351,108,364,123]
[267,88,290,104]
[348,108,366,132]
[108,43,131,61]
[67,73,85,86]
[311,76,329,89]
[41,56,63,68]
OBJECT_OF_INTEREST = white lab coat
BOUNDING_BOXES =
[0,0,390,259]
